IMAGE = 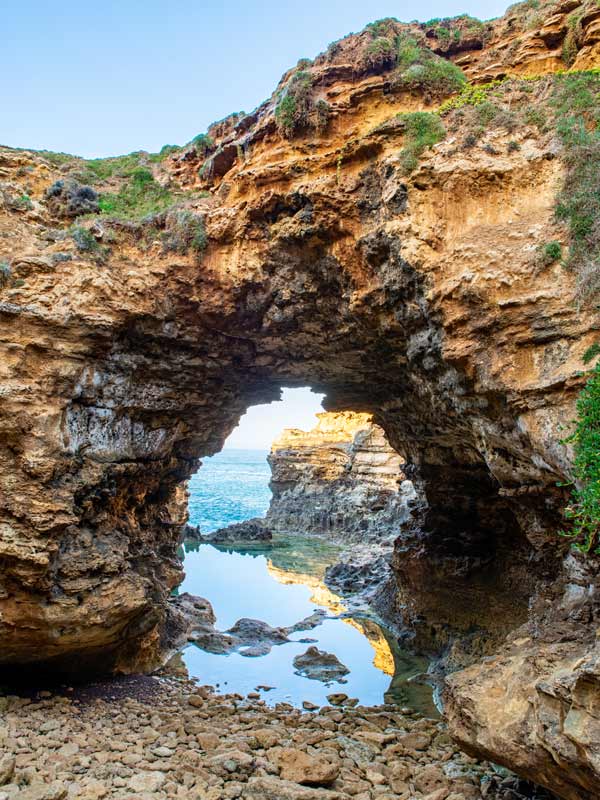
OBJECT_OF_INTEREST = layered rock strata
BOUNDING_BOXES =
[267,412,417,542]
[1,1,600,795]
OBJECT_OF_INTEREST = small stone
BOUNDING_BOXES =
[269,747,340,786]
[302,701,319,711]
[0,756,15,786]
[18,784,67,800]
[326,693,348,706]
[128,771,166,793]
[152,746,175,758]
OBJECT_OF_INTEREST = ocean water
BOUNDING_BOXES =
[187,449,271,533]
[180,449,436,713]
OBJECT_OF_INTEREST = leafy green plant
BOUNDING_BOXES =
[540,240,562,264]
[551,72,600,301]
[0,260,11,287]
[98,167,174,220]
[71,226,99,253]
[393,35,466,96]
[275,70,313,138]
[365,37,397,70]
[561,358,600,553]
[192,134,214,156]
[397,112,445,174]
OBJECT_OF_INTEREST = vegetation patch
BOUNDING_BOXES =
[275,70,330,138]
[98,167,174,220]
[551,72,600,302]
[397,112,446,174]
[392,34,466,97]
[561,353,600,554]
[0,260,11,287]
[161,209,207,256]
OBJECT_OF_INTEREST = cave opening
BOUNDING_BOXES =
[174,386,435,710]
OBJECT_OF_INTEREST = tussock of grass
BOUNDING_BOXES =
[98,168,174,220]
[397,112,446,174]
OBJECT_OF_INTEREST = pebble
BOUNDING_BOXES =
[0,678,535,799]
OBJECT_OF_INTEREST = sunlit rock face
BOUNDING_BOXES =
[1,3,600,795]
[267,412,417,541]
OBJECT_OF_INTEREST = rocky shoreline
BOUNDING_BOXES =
[0,676,557,800]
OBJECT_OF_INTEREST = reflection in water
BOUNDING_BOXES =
[178,535,437,716]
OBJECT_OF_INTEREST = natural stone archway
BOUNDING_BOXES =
[0,162,579,673]
[2,7,600,796]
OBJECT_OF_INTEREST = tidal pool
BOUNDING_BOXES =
[178,535,437,715]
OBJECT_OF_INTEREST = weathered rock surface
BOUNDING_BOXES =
[293,647,350,684]
[267,412,418,543]
[1,2,600,797]
[202,518,273,544]
[444,555,600,800]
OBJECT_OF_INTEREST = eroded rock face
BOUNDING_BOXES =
[0,3,600,796]
[267,411,417,541]
[444,555,600,800]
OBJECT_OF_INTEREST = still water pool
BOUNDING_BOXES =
[180,450,436,714]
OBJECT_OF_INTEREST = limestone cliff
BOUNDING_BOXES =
[267,411,417,540]
[1,1,600,796]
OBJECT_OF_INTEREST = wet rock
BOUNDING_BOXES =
[293,647,350,683]
[204,518,273,543]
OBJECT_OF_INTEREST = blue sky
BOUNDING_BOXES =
[4,0,509,158]
[4,1,508,447]
[225,388,325,449]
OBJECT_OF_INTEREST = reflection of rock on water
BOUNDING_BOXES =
[345,617,395,676]
[266,562,347,615]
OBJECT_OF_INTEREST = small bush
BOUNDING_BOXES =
[192,134,214,156]
[392,35,466,96]
[561,359,600,554]
[161,209,207,256]
[366,18,398,38]
[397,112,446,175]
[275,70,314,138]
[365,37,397,70]
[0,260,11,287]
[45,179,99,218]
[540,240,562,265]
[71,226,99,253]
[507,140,521,152]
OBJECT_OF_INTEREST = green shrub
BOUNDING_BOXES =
[393,35,466,96]
[192,134,214,156]
[561,359,600,553]
[551,73,600,301]
[366,18,398,38]
[275,70,314,138]
[71,226,99,253]
[161,209,207,256]
[365,37,397,69]
[0,260,11,287]
[98,168,174,220]
[507,140,521,152]
[540,240,562,264]
[397,112,446,174]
